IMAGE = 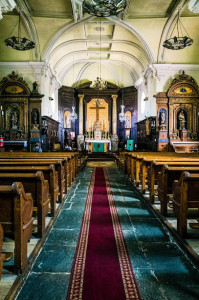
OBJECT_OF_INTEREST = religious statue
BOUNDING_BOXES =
[65,114,71,128]
[10,111,19,129]
[178,110,185,130]
[160,111,165,124]
[125,116,130,128]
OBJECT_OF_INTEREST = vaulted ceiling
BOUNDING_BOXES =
[0,0,199,87]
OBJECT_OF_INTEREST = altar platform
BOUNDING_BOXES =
[85,139,111,153]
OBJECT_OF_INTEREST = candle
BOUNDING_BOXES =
[102,120,103,130]
[105,120,106,129]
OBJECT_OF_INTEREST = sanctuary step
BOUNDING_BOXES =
[86,153,116,162]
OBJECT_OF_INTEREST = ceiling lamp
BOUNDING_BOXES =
[83,0,127,17]
[119,104,127,122]
[119,55,127,123]
[4,12,35,51]
[70,55,78,122]
[91,77,107,90]
[90,19,107,91]
[70,105,78,122]
[163,10,193,50]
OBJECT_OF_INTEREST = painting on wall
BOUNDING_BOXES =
[125,129,130,139]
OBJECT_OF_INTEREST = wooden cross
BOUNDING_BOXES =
[90,99,105,122]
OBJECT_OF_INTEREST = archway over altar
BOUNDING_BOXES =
[76,81,120,152]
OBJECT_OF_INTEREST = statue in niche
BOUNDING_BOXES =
[125,116,130,128]
[160,111,166,124]
[10,110,19,129]
[32,109,39,124]
[31,108,39,130]
[178,110,185,130]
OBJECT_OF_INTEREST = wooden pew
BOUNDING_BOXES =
[0,152,78,189]
[149,161,199,202]
[0,165,58,217]
[172,172,199,237]
[0,159,65,202]
[135,154,199,188]
[0,182,34,273]
[0,224,4,280]
[157,165,199,216]
[127,152,199,184]
[0,152,78,193]
[0,172,49,238]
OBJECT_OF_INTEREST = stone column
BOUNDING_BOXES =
[77,94,84,151]
[78,94,84,135]
[112,94,118,135]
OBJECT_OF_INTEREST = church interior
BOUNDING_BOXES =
[0,0,199,299]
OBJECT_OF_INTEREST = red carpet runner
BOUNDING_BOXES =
[67,168,141,300]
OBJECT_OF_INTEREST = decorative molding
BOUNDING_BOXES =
[0,0,15,19]
[188,0,199,13]
[70,0,83,22]
[0,62,61,90]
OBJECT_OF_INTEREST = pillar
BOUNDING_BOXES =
[78,94,84,135]
[112,94,118,135]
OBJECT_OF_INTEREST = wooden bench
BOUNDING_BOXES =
[0,224,4,280]
[149,160,199,202]
[0,172,50,238]
[0,159,65,202]
[126,152,199,184]
[0,182,34,273]
[172,172,199,237]
[0,152,79,189]
[0,165,58,217]
[157,165,199,216]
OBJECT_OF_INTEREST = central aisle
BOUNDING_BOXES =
[16,166,199,300]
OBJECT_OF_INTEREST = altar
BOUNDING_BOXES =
[85,139,111,153]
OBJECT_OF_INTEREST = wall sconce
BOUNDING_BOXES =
[49,97,54,101]
[143,97,148,101]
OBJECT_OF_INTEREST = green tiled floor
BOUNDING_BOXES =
[15,167,199,300]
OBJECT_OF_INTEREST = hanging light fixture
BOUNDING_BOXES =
[70,55,78,122]
[4,11,35,51]
[119,55,127,123]
[163,10,193,50]
[82,0,127,17]
[91,22,107,91]
[90,18,107,91]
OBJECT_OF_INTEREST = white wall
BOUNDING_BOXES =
[0,62,61,121]
[135,64,199,121]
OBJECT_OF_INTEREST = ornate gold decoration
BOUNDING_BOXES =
[174,86,193,94]
[5,85,24,94]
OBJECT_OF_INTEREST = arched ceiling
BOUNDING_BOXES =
[0,0,199,87]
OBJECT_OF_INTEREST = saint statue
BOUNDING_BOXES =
[160,112,165,124]
[11,111,19,129]
[125,116,130,128]
[178,110,185,130]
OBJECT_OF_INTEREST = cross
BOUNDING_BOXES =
[90,99,105,122]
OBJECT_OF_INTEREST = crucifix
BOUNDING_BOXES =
[90,99,105,130]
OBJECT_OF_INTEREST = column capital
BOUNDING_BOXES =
[111,94,118,101]
[78,94,84,101]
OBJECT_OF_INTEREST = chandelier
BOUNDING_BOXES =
[163,10,193,50]
[119,55,126,123]
[4,12,35,51]
[119,104,127,122]
[70,105,78,122]
[82,0,127,17]
[90,18,107,91]
[70,55,78,122]
[91,77,107,90]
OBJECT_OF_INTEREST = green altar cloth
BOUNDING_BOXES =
[127,140,134,151]
[93,143,104,152]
